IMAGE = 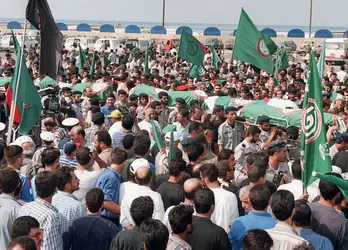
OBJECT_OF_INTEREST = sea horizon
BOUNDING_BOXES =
[1,17,347,36]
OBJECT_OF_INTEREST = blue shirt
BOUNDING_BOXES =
[101,105,116,125]
[17,170,33,202]
[228,211,277,250]
[95,168,121,219]
[295,228,334,250]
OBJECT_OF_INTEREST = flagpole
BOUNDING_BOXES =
[309,0,313,38]
[162,0,166,27]
[7,20,28,145]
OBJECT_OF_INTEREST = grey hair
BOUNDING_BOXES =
[239,185,252,199]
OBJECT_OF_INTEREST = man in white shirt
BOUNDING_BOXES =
[138,108,161,148]
[337,65,347,83]
[120,159,165,229]
[73,147,104,202]
[329,133,348,160]
[108,110,123,138]
[266,190,307,250]
[277,159,320,202]
[108,49,116,63]
[172,109,190,140]
[200,164,239,233]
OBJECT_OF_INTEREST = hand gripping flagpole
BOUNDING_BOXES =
[7,19,28,145]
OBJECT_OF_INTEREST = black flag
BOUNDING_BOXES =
[26,0,63,79]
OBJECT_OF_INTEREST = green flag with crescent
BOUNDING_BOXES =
[300,51,332,188]
[178,30,206,66]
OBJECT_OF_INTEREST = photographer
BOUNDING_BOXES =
[265,140,292,186]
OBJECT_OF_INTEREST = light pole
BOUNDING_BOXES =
[309,0,313,38]
[162,0,166,27]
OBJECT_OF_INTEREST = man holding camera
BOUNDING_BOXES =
[266,140,291,185]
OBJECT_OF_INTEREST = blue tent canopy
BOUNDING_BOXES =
[125,25,141,34]
[315,29,333,38]
[151,26,167,34]
[261,28,277,37]
[287,29,305,38]
[233,29,237,36]
[29,24,37,30]
[203,27,221,36]
[176,26,193,35]
[76,23,91,32]
[100,24,115,33]
[56,22,68,31]
[344,31,348,38]
[7,21,22,29]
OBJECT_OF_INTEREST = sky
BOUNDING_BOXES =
[3,0,348,27]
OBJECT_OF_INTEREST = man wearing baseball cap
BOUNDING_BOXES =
[108,110,123,138]
[329,133,348,159]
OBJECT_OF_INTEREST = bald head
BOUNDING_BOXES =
[145,108,155,121]
[184,178,202,200]
[135,166,152,186]
[70,125,85,143]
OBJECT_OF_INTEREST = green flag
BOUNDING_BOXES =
[280,50,289,69]
[150,119,168,173]
[313,172,348,199]
[188,64,205,79]
[212,48,219,70]
[144,45,149,76]
[128,47,137,62]
[39,76,56,89]
[300,51,332,188]
[317,43,326,79]
[89,52,96,81]
[103,55,110,67]
[78,44,87,69]
[273,49,280,86]
[10,29,20,54]
[6,50,42,134]
[169,131,176,161]
[178,29,206,66]
[232,9,278,73]
[237,61,241,74]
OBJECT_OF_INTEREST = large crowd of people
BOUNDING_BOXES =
[1,39,348,250]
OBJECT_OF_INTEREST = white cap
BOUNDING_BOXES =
[40,131,55,142]
[332,165,342,175]
[246,79,253,85]
[165,132,180,142]
[0,122,5,132]
[62,117,79,127]
[11,136,34,146]
[130,158,150,174]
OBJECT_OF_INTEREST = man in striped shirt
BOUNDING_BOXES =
[60,142,78,168]
[266,190,307,250]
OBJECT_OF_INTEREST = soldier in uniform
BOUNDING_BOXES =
[266,140,292,185]
[234,126,261,187]
[257,115,271,144]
